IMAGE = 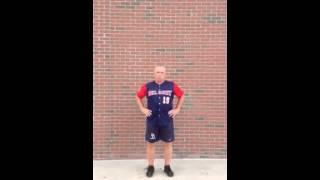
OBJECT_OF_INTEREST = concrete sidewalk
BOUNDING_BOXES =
[93,159,227,180]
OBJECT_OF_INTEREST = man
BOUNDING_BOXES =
[135,66,185,177]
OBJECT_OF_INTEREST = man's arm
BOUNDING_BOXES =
[168,81,185,118]
[135,95,152,117]
[135,95,145,110]
[168,95,185,118]
[175,94,185,111]
[135,84,152,117]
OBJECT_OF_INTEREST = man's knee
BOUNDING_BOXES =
[147,142,155,148]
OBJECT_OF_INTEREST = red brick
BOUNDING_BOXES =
[93,0,226,160]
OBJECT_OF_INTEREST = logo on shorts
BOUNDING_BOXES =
[150,133,156,140]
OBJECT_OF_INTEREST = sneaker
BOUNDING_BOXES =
[164,165,174,177]
[146,165,154,177]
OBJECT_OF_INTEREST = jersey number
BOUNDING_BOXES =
[163,97,170,104]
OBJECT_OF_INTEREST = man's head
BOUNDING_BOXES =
[154,66,166,83]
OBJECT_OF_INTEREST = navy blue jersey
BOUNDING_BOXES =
[137,80,184,127]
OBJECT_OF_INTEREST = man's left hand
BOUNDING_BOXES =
[168,108,180,118]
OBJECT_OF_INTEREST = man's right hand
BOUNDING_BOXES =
[141,108,152,117]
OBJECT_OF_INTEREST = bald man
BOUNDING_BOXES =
[135,66,185,177]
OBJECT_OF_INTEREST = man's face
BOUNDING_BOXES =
[154,66,166,83]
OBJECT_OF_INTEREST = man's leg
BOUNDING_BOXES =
[146,142,156,177]
[160,121,174,166]
[160,121,175,177]
[146,142,155,166]
[145,121,159,177]
[163,142,174,177]
[164,142,172,165]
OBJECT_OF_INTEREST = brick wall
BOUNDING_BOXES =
[93,0,227,160]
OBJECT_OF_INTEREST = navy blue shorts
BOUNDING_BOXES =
[145,117,175,143]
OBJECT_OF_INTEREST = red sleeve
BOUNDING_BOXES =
[173,82,184,99]
[136,84,147,99]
